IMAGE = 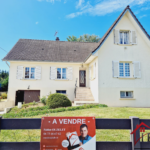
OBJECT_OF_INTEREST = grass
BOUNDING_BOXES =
[0,107,150,142]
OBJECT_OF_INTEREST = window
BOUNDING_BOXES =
[119,63,130,77]
[120,91,133,98]
[25,67,35,79]
[56,90,66,94]
[57,68,66,79]
[120,31,129,44]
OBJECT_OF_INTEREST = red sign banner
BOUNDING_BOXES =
[40,117,96,150]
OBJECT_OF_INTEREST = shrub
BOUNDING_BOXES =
[33,101,37,105]
[1,93,7,99]
[46,93,72,109]
[40,96,47,105]
[22,104,29,108]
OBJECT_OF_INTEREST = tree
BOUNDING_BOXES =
[1,76,9,91]
[66,35,78,42]
[66,34,101,42]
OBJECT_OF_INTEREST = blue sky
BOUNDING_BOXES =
[0,0,150,71]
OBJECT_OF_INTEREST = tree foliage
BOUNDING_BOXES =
[67,34,101,42]
[0,70,9,91]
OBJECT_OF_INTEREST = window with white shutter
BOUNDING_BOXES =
[131,30,137,45]
[112,61,119,77]
[35,66,41,80]
[114,29,120,44]
[67,67,73,80]
[16,66,24,80]
[57,68,67,79]
[50,67,56,80]
[133,61,141,78]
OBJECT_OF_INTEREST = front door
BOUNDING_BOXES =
[79,70,86,87]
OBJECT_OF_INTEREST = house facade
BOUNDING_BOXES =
[2,5,150,108]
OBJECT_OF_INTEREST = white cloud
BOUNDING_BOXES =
[76,0,85,9]
[37,0,61,3]
[139,14,147,18]
[141,6,150,10]
[67,0,150,18]
[35,22,39,24]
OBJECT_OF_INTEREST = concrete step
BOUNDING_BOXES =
[73,101,98,106]
[75,98,95,101]
[76,96,94,98]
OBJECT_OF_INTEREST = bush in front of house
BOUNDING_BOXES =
[1,93,7,99]
[40,96,47,105]
[46,93,72,109]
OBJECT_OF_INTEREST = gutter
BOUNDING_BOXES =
[5,61,10,68]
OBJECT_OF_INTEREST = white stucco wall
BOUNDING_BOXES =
[8,62,90,105]
[88,58,99,103]
[97,13,150,107]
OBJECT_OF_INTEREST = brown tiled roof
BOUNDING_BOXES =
[92,5,150,53]
[3,39,99,62]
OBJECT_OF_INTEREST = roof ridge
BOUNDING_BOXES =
[20,38,99,44]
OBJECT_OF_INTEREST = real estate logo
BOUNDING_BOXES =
[130,122,150,146]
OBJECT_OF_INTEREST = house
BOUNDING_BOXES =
[2,5,150,108]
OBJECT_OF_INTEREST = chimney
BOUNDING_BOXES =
[56,37,60,41]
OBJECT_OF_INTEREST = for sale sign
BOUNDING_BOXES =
[40,117,96,150]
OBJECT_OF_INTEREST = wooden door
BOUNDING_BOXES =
[79,70,86,87]
[24,90,40,103]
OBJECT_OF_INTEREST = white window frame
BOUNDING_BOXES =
[119,62,130,78]
[120,31,129,45]
[120,91,133,98]
[25,67,35,79]
[57,68,67,79]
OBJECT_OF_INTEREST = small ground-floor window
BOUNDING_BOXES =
[56,90,66,94]
[120,91,133,98]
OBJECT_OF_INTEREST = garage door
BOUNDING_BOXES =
[24,90,40,103]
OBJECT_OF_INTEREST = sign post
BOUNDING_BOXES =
[41,117,96,150]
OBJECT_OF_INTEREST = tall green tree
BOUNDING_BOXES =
[66,35,78,42]
[66,34,101,42]
[0,70,9,91]
[1,77,8,91]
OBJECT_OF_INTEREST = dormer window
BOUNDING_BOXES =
[120,31,129,44]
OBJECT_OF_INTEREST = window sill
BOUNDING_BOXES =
[118,77,135,79]
[23,78,36,80]
[115,44,134,46]
[120,98,135,100]
[55,79,69,81]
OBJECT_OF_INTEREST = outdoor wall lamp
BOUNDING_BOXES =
[27,85,30,89]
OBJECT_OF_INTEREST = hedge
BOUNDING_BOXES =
[2,104,108,118]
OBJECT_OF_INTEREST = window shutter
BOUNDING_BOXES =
[131,30,137,44]
[16,66,23,79]
[112,61,119,77]
[67,67,73,80]
[35,66,41,80]
[133,61,141,78]
[114,29,120,44]
[50,67,56,80]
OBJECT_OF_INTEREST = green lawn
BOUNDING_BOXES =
[0,107,150,142]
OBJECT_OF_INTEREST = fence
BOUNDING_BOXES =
[0,116,150,150]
